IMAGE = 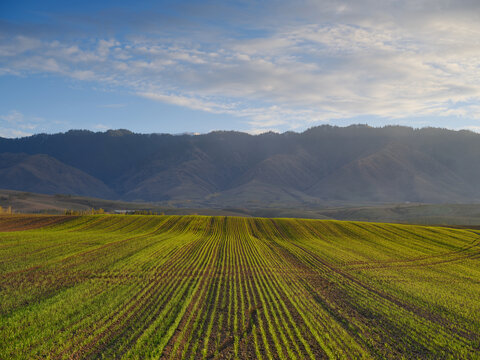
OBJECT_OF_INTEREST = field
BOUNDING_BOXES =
[5,189,480,226]
[1,215,479,359]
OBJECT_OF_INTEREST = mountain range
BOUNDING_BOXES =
[1,125,480,207]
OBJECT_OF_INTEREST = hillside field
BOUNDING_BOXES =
[0,214,479,359]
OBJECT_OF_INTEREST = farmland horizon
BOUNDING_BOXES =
[3,1,480,358]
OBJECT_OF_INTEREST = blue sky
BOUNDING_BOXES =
[2,0,480,137]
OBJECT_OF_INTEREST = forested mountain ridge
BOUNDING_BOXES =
[1,125,480,206]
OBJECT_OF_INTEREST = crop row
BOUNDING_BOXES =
[0,215,479,359]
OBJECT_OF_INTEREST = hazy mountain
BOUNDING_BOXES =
[1,125,480,206]
[0,153,114,198]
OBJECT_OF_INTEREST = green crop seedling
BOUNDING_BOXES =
[0,214,479,359]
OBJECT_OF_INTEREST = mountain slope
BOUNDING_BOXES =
[1,125,480,205]
[308,143,479,202]
[0,153,115,199]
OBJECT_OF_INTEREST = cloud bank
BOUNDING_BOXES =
[2,0,480,133]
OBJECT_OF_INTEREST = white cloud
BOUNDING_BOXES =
[92,123,110,131]
[0,110,24,123]
[139,92,235,113]
[0,110,53,137]
[0,128,32,138]
[71,70,95,80]
[461,125,480,133]
[0,36,41,57]
[0,110,34,137]
[247,128,281,135]
[3,1,480,132]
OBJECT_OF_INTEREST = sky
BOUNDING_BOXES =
[2,0,480,137]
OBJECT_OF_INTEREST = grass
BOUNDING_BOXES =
[0,214,479,359]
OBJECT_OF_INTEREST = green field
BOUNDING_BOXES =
[1,215,479,359]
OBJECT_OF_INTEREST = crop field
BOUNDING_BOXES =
[0,215,479,359]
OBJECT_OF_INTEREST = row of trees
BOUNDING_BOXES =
[0,206,13,214]
[64,208,105,215]
[0,207,166,216]
[63,209,163,215]
[125,210,163,215]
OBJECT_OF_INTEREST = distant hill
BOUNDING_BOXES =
[0,153,114,198]
[1,125,480,206]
